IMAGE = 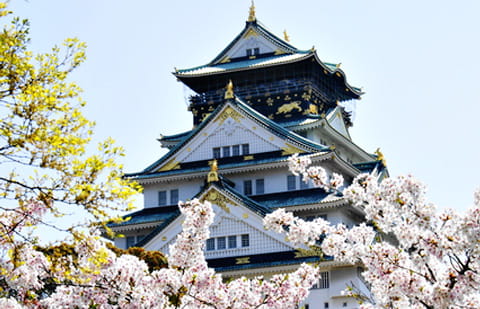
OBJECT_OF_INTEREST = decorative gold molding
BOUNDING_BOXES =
[219,56,231,63]
[274,49,286,55]
[236,257,250,264]
[201,189,237,213]
[281,144,304,155]
[294,248,321,258]
[242,213,249,219]
[158,158,180,172]
[244,28,258,38]
[309,104,318,114]
[243,155,254,160]
[276,102,302,115]
[215,106,244,125]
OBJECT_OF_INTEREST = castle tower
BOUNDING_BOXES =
[110,5,387,308]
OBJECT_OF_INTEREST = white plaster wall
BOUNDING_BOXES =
[302,267,366,309]
[183,123,278,163]
[205,217,292,258]
[227,35,277,59]
[227,167,291,195]
[143,180,203,208]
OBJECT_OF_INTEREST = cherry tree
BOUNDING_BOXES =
[265,154,480,308]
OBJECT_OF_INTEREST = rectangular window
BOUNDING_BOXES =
[319,272,330,289]
[170,189,179,205]
[158,191,167,206]
[206,238,215,251]
[287,175,296,191]
[255,179,264,194]
[217,236,226,250]
[246,48,253,56]
[126,236,136,248]
[244,180,252,195]
[242,144,249,155]
[213,147,221,159]
[254,47,260,55]
[324,303,329,309]
[222,146,230,157]
[232,145,240,156]
[241,234,249,247]
[228,235,237,248]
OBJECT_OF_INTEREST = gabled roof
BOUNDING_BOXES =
[133,179,270,248]
[209,20,303,65]
[126,98,331,178]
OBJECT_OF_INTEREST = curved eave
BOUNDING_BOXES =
[174,51,313,78]
[174,52,362,99]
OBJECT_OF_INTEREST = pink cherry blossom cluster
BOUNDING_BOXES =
[1,199,319,308]
[266,155,480,308]
[288,154,344,191]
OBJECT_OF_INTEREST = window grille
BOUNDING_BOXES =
[232,145,240,156]
[217,237,226,250]
[222,146,230,157]
[242,144,249,155]
[158,191,167,206]
[206,238,215,251]
[255,179,264,194]
[170,189,179,205]
[244,180,252,195]
[228,235,237,248]
[213,147,221,158]
[241,234,249,247]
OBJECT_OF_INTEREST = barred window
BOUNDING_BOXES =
[158,191,167,206]
[228,235,237,248]
[170,189,179,205]
[242,144,249,155]
[213,147,221,159]
[287,175,296,191]
[312,272,329,289]
[222,146,230,157]
[232,145,240,156]
[244,180,252,195]
[206,238,215,251]
[217,237,226,250]
[241,234,249,247]
[255,179,264,194]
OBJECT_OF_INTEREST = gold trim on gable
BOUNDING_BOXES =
[158,158,180,172]
[215,106,244,125]
[201,189,238,213]
[244,28,258,38]
[281,144,304,155]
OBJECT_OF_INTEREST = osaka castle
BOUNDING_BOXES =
[110,4,387,309]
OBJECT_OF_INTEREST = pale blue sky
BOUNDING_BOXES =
[9,0,480,211]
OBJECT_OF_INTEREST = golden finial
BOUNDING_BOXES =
[374,148,387,166]
[283,30,290,42]
[247,0,256,22]
[207,159,219,183]
[336,63,342,69]
[224,80,234,100]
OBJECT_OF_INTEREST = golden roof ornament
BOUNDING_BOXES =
[207,159,219,183]
[247,0,256,22]
[283,30,290,42]
[374,148,387,166]
[224,80,235,100]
